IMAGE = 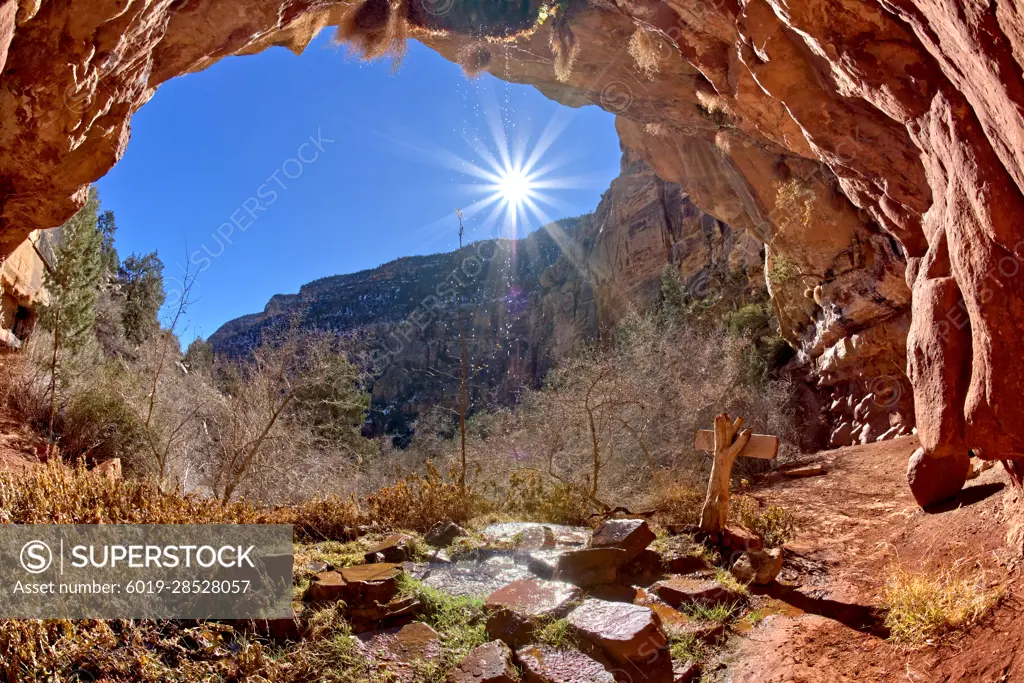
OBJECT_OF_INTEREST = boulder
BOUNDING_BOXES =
[485,579,582,648]
[566,599,666,665]
[730,548,783,585]
[515,645,615,683]
[356,622,441,682]
[589,519,656,563]
[907,447,970,507]
[651,577,742,609]
[425,522,468,548]
[720,525,763,553]
[447,640,518,683]
[619,548,666,584]
[365,534,416,563]
[553,548,628,587]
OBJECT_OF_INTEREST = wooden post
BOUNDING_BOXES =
[698,414,753,534]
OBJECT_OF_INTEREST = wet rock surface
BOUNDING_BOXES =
[554,548,628,587]
[652,576,742,609]
[447,640,518,683]
[566,599,667,665]
[355,621,441,682]
[515,645,615,683]
[485,579,582,648]
[589,519,656,564]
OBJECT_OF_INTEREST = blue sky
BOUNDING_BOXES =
[96,33,621,342]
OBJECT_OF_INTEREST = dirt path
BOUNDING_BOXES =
[716,436,1024,682]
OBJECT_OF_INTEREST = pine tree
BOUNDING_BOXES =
[118,251,165,344]
[659,263,687,324]
[39,188,104,438]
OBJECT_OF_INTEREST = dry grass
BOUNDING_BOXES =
[365,462,476,531]
[628,27,662,77]
[880,561,1003,645]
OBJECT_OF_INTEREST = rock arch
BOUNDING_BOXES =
[2,0,1022,503]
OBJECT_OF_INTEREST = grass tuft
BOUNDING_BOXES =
[880,562,1002,645]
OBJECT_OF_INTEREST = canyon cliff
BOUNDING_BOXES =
[2,0,1022,502]
[210,151,767,437]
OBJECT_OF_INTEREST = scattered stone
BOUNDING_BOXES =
[589,519,656,564]
[515,645,615,683]
[553,548,628,587]
[730,548,783,585]
[907,447,970,507]
[349,595,422,632]
[425,521,468,548]
[566,599,666,665]
[305,563,403,606]
[721,525,763,553]
[306,560,330,574]
[967,458,995,480]
[365,534,417,563]
[782,464,826,478]
[447,640,518,683]
[485,579,582,648]
[341,563,403,605]
[356,622,441,682]
[829,422,853,448]
[652,576,742,609]
[305,570,347,602]
[673,660,701,683]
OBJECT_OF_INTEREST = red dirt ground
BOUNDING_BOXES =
[716,436,1024,682]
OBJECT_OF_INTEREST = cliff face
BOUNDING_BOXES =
[2,0,1023,477]
[211,153,761,433]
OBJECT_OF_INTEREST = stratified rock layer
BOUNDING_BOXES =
[2,0,1023,481]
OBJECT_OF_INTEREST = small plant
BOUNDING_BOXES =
[536,618,578,648]
[766,253,798,287]
[397,575,488,678]
[712,567,750,599]
[731,496,796,548]
[880,562,1002,645]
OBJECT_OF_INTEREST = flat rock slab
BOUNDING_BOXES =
[356,621,441,682]
[306,563,403,606]
[447,640,518,683]
[566,599,666,665]
[590,519,656,564]
[485,579,582,647]
[515,645,615,683]
[651,576,742,609]
[365,533,416,563]
[553,548,628,587]
[349,595,422,633]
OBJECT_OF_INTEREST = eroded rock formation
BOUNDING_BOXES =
[3,0,1024,497]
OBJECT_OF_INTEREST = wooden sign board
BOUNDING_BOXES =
[694,430,779,460]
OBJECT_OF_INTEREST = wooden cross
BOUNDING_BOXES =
[695,414,779,534]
